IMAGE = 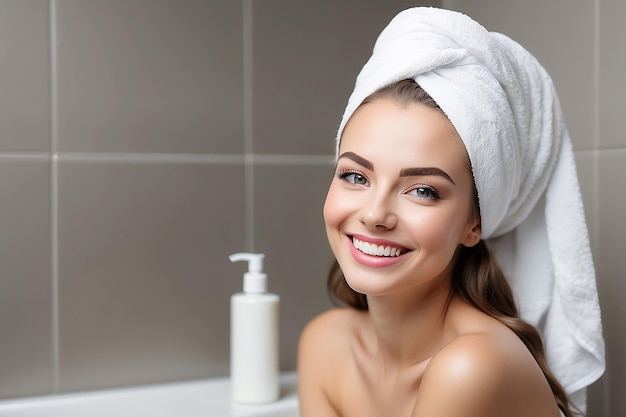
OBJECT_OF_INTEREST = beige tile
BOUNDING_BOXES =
[55,0,243,154]
[442,0,597,151]
[253,163,335,369]
[599,0,626,149]
[57,160,245,392]
[587,374,608,417]
[0,158,52,398]
[252,0,428,155]
[596,149,626,417]
[0,0,50,151]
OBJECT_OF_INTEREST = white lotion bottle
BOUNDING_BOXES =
[229,252,280,404]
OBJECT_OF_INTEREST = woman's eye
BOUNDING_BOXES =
[407,185,440,200]
[339,171,368,186]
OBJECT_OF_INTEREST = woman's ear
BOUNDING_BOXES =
[461,221,482,247]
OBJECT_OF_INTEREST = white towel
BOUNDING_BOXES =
[336,7,605,413]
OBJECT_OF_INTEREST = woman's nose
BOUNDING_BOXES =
[359,193,398,230]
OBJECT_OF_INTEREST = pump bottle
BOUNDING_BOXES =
[229,252,279,404]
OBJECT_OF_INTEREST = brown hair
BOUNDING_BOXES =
[327,79,577,417]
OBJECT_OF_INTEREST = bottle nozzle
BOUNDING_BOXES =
[229,252,267,293]
[229,252,265,272]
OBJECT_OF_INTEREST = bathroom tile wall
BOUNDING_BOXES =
[0,0,52,399]
[0,0,436,400]
[443,1,620,416]
[2,1,621,415]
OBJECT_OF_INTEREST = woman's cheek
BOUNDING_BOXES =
[323,185,344,228]
[405,207,463,248]
[324,184,356,225]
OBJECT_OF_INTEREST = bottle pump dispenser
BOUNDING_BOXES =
[229,252,280,404]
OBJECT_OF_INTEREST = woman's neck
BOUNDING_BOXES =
[365,279,456,370]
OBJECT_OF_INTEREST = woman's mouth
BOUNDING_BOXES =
[351,236,409,257]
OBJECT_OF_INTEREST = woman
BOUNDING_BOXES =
[298,7,604,417]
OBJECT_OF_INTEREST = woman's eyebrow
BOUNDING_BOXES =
[399,167,456,185]
[338,151,373,170]
[338,152,455,185]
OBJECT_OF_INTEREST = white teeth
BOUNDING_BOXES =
[352,237,405,257]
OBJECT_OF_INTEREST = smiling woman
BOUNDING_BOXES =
[325,97,478,296]
[297,6,604,417]
[301,80,565,417]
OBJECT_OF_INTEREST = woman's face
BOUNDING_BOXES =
[324,98,480,297]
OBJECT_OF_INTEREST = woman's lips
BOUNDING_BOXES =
[347,234,410,267]
[351,236,408,257]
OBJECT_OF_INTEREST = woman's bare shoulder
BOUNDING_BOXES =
[298,308,365,417]
[413,326,560,417]
[299,308,364,357]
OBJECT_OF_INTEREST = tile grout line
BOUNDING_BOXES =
[593,2,611,414]
[55,152,246,164]
[49,0,60,394]
[0,152,336,164]
[243,0,254,252]
[592,0,601,261]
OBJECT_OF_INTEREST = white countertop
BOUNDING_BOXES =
[0,372,298,417]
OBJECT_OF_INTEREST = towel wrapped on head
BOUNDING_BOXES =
[336,7,604,412]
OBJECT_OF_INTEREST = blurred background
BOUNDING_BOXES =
[0,1,622,416]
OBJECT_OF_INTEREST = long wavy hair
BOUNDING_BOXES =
[327,79,576,417]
